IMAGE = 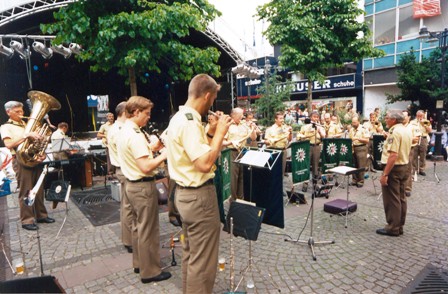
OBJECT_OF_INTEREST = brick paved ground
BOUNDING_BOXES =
[1,160,448,293]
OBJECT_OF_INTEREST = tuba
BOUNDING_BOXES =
[421,119,431,127]
[16,91,61,167]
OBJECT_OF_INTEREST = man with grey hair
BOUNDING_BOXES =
[377,110,412,237]
[1,100,55,231]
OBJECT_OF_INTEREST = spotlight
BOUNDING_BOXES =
[51,44,71,59]
[10,40,30,59]
[32,41,53,59]
[0,43,14,58]
[69,43,82,54]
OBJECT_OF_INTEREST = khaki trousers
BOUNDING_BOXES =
[18,164,48,224]
[413,137,428,173]
[175,184,220,294]
[352,145,368,184]
[405,146,415,193]
[310,145,321,179]
[230,150,244,201]
[125,180,161,279]
[381,164,409,234]
[115,167,133,247]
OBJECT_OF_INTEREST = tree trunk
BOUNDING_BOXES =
[128,67,138,96]
[307,80,313,114]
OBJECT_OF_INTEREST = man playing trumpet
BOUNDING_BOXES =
[264,111,293,175]
[297,111,326,179]
[323,113,343,138]
[223,107,257,202]
[410,110,432,176]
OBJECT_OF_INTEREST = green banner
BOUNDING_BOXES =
[214,148,231,223]
[321,138,353,173]
[290,141,310,183]
[372,135,385,168]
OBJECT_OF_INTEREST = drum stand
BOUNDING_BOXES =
[285,175,335,261]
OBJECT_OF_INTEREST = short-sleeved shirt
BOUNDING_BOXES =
[227,121,251,149]
[363,121,384,135]
[107,121,124,167]
[404,122,419,147]
[380,123,412,165]
[298,123,323,144]
[265,123,290,149]
[98,121,113,146]
[0,119,26,154]
[165,106,214,187]
[410,119,429,140]
[50,129,65,142]
[116,120,154,181]
[349,125,370,146]
[324,122,342,138]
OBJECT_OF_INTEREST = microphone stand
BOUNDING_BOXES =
[285,121,334,261]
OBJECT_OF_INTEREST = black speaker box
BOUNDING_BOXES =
[0,275,65,293]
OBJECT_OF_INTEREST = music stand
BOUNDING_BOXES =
[327,166,365,228]
[230,148,281,292]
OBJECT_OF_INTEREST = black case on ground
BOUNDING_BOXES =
[323,199,357,215]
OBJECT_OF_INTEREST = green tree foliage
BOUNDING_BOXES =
[386,49,447,114]
[257,0,384,113]
[254,71,294,126]
[41,0,222,96]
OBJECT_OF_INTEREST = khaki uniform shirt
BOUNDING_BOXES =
[116,120,155,181]
[0,119,26,155]
[98,121,113,146]
[404,122,419,147]
[227,121,251,149]
[265,124,290,149]
[324,122,342,138]
[410,119,429,140]
[165,106,214,187]
[298,123,324,144]
[50,129,65,142]
[107,121,124,167]
[349,125,370,146]
[381,123,412,165]
[363,121,384,135]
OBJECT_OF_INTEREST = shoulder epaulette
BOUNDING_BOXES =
[133,127,141,133]
[185,113,193,120]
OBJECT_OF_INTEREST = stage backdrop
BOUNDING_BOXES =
[321,138,353,173]
[242,148,284,229]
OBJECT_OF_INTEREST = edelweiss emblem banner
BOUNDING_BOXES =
[290,141,310,183]
[373,135,386,169]
[321,138,354,173]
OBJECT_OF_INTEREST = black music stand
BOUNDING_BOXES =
[327,166,365,228]
[231,148,281,292]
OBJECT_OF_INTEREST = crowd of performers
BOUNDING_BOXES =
[3,74,448,293]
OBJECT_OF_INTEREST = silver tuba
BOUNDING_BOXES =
[16,90,61,167]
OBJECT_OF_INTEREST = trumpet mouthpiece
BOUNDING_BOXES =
[208,110,219,117]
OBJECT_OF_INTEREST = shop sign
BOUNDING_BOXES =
[275,74,356,94]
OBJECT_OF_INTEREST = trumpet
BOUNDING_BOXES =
[373,121,381,127]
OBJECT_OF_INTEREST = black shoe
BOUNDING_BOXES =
[22,224,38,231]
[376,228,399,237]
[169,219,181,227]
[37,217,55,223]
[134,268,140,274]
[419,171,426,176]
[356,183,364,188]
[124,245,133,253]
[141,271,171,284]
[405,192,411,197]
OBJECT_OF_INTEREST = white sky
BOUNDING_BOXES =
[1,0,273,60]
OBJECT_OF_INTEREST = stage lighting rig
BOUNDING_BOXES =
[0,42,14,58]
[32,41,53,59]
[69,43,82,55]
[10,40,30,59]
[51,44,71,59]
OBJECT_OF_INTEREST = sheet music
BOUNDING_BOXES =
[327,166,357,175]
[238,150,271,168]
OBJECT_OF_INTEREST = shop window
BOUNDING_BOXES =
[365,15,373,44]
[398,5,419,40]
[374,10,396,45]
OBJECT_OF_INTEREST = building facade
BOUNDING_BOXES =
[363,0,448,115]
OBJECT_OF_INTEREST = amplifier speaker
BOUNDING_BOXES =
[0,275,65,293]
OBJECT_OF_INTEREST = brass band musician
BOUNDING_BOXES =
[323,113,342,138]
[402,110,419,197]
[363,112,384,135]
[264,111,292,175]
[223,107,256,202]
[1,100,55,231]
[410,110,431,176]
[349,116,370,187]
[297,111,326,178]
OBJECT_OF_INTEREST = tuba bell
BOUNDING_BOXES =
[16,90,61,167]
[421,119,431,128]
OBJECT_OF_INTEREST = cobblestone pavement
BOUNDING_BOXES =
[1,160,448,293]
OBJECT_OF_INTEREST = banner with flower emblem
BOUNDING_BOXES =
[215,148,231,223]
[290,141,310,183]
[372,135,385,169]
[321,138,353,173]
